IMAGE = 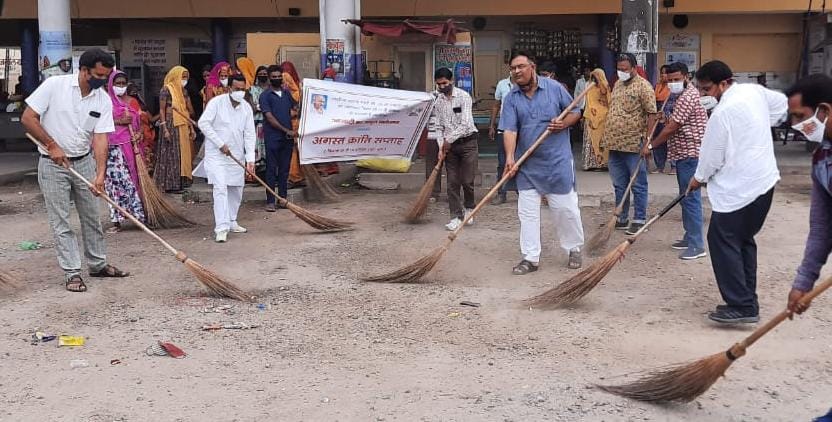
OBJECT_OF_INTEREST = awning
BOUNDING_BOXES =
[344,19,463,44]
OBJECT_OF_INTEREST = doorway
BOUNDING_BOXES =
[180,52,212,116]
[395,45,431,92]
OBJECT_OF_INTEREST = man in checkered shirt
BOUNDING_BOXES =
[642,62,708,260]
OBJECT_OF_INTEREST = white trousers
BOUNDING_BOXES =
[212,184,244,234]
[518,189,584,263]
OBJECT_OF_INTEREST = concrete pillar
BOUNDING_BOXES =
[37,0,73,79]
[20,20,38,93]
[319,0,362,84]
[620,0,658,84]
[211,18,230,65]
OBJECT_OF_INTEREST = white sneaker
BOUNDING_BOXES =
[464,208,475,225]
[445,218,462,231]
[230,223,247,233]
[215,230,228,243]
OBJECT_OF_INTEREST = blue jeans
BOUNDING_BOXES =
[496,131,516,193]
[608,150,648,224]
[674,157,705,249]
[265,140,293,204]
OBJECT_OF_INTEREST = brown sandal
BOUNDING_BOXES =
[512,260,539,275]
[89,264,130,278]
[65,275,87,292]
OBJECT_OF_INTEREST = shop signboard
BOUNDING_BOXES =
[434,43,473,95]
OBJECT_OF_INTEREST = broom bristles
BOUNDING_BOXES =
[403,167,440,223]
[283,201,354,232]
[361,245,447,283]
[0,270,19,289]
[301,164,341,202]
[585,212,618,256]
[183,258,251,301]
[597,351,735,402]
[525,240,630,308]
[136,157,196,229]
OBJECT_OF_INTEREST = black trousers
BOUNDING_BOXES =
[445,135,479,219]
[265,140,293,204]
[707,188,774,313]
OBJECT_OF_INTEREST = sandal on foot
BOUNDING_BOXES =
[89,264,130,278]
[512,260,538,275]
[65,275,87,292]
[568,249,582,269]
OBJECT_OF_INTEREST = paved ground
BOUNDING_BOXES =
[2,140,831,421]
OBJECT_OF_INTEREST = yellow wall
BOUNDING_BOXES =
[1,0,824,18]
[659,13,801,73]
[246,33,320,66]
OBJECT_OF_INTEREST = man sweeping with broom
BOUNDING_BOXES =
[196,75,256,243]
[21,48,131,292]
[500,51,585,274]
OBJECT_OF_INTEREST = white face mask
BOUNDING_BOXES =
[113,86,127,96]
[220,78,229,87]
[792,109,828,143]
[181,79,188,87]
[700,96,718,111]
[617,70,632,82]
[668,81,684,95]
[230,90,245,102]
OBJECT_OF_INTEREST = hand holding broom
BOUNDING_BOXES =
[524,192,686,308]
[598,274,832,402]
[363,84,594,283]
[25,133,250,301]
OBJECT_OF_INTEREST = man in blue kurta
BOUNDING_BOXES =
[500,52,585,274]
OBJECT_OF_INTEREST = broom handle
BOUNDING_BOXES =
[451,84,594,234]
[223,149,290,207]
[25,133,181,257]
[614,100,669,213]
[627,192,686,240]
[735,275,832,352]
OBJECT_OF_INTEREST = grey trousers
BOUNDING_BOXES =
[38,155,107,279]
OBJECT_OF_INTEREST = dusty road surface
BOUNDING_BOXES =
[1,167,830,421]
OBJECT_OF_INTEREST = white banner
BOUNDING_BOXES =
[298,79,435,164]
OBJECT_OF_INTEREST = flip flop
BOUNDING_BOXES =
[65,275,87,292]
[89,264,130,278]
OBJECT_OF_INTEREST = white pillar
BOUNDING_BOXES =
[319,0,360,83]
[37,0,73,79]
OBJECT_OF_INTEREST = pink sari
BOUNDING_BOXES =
[107,70,142,194]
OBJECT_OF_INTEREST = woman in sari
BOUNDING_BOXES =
[203,61,231,107]
[154,66,196,193]
[582,68,611,171]
[125,83,158,169]
[105,71,146,232]
[281,61,305,185]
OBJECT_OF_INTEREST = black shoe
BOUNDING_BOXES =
[491,192,507,205]
[708,307,760,324]
[625,222,645,236]
[614,220,629,230]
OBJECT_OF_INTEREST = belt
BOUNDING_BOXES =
[456,133,478,143]
[40,151,91,161]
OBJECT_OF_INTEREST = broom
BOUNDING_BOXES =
[585,100,669,255]
[524,192,686,308]
[127,125,196,229]
[597,274,832,403]
[0,270,19,289]
[25,133,250,301]
[223,150,354,232]
[301,164,341,202]
[362,84,594,283]
[403,154,445,223]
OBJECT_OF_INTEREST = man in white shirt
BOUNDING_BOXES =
[688,60,786,324]
[435,67,479,231]
[197,75,256,243]
[21,48,130,293]
[573,67,591,109]
[489,71,517,205]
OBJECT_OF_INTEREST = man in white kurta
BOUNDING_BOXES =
[197,76,256,243]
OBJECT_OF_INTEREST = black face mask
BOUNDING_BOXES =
[257,75,268,83]
[270,78,283,87]
[87,73,107,90]
[439,84,453,94]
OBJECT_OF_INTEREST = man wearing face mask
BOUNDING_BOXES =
[22,48,131,293]
[641,62,708,260]
[434,67,478,231]
[783,74,832,317]
[197,75,256,243]
[259,65,297,213]
[688,60,787,324]
[602,53,658,235]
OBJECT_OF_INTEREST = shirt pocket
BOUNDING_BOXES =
[81,112,101,134]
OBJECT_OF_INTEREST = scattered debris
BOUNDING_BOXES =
[110,359,122,365]
[459,301,481,308]
[201,322,260,331]
[58,335,85,347]
[18,241,42,251]
[448,312,461,318]
[200,304,234,314]
[146,341,186,359]
[69,359,89,369]
[30,331,56,345]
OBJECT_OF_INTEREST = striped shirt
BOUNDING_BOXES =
[666,84,707,161]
